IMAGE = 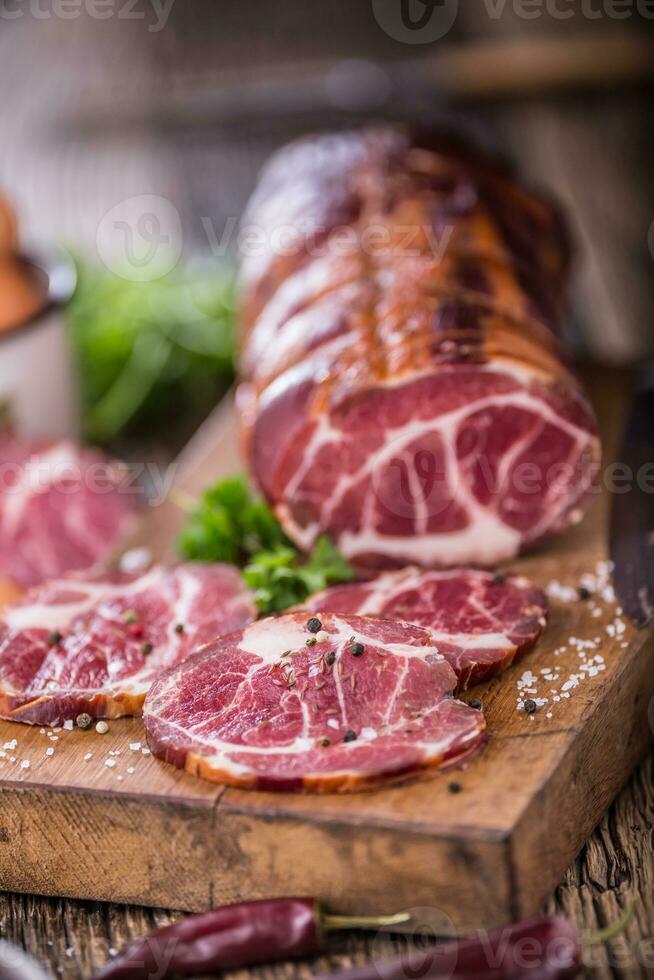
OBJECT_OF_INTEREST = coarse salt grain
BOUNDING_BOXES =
[104,758,117,768]
[63,720,74,731]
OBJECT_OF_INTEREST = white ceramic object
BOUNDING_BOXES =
[0,248,78,440]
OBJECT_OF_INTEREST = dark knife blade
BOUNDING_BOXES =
[610,369,654,627]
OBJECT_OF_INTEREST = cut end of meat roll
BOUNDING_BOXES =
[143,612,487,793]
[300,567,548,689]
[0,563,255,726]
[238,126,600,571]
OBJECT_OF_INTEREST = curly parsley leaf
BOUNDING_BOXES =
[178,475,354,613]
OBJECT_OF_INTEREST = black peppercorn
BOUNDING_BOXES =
[524,698,538,714]
[350,642,365,657]
[306,617,322,634]
[448,781,462,794]
[467,698,482,710]
[343,730,357,743]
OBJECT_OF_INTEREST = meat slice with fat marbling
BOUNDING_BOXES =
[143,612,486,793]
[0,432,140,588]
[301,568,547,688]
[0,563,256,725]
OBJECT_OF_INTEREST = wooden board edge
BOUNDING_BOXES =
[0,783,519,930]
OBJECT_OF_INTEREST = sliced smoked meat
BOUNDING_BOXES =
[144,612,486,793]
[301,567,547,688]
[0,563,255,725]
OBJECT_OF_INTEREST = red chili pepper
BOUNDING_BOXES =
[90,898,409,980]
[92,898,635,980]
[315,916,582,980]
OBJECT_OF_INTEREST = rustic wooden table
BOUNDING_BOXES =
[0,4,653,978]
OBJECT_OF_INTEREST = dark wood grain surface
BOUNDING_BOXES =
[0,4,653,978]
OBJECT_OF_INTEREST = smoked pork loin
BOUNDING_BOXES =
[238,127,600,570]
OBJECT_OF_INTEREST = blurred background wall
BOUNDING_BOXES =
[1,0,653,363]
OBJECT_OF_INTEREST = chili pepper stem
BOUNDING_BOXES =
[586,897,637,945]
[321,912,411,932]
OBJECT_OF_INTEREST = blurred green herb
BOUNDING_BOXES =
[178,475,354,613]
[67,260,236,447]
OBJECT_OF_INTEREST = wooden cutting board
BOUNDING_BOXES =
[0,368,652,933]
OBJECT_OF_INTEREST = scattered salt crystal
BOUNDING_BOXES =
[129,742,141,751]
[83,752,93,761]
[45,748,54,757]
[20,760,30,769]
[39,728,46,735]
[127,767,135,774]
[52,727,62,734]
[63,720,74,731]
[141,748,151,756]
[65,948,74,958]
[104,758,117,768]
[327,719,339,730]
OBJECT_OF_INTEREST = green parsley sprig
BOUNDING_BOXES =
[177,475,354,613]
